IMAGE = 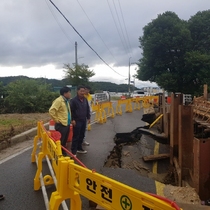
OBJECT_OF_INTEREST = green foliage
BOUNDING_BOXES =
[64,63,95,86]
[90,82,133,93]
[0,76,66,88]
[0,76,138,114]
[4,79,59,113]
[137,10,210,95]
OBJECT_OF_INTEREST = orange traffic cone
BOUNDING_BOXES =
[49,119,55,131]
[67,124,73,142]
[48,119,61,141]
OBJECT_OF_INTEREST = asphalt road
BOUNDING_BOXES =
[0,102,155,210]
[1,102,205,210]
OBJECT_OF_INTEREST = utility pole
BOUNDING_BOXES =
[128,57,132,97]
[75,41,78,66]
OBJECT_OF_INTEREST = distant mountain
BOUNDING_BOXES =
[0,76,66,87]
[0,76,138,93]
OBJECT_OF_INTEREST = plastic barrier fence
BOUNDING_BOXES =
[90,96,159,122]
[100,101,115,122]
[91,101,115,124]
[131,96,159,109]
[32,121,181,210]
[131,97,143,110]
[116,99,133,115]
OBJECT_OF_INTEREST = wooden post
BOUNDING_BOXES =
[204,84,208,101]
[160,91,165,133]
[193,137,200,195]
[170,93,183,165]
[178,105,194,186]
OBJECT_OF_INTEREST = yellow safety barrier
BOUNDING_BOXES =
[32,121,181,210]
[91,103,100,123]
[91,103,104,124]
[131,96,159,109]
[91,102,115,124]
[90,96,158,123]
[100,101,115,123]
[131,97,143,110]
[116,99,133,115]
[65,163,181,210]
[31,122,64,191]
[31,122,82,209]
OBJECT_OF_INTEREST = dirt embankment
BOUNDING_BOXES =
[0,113,50,143]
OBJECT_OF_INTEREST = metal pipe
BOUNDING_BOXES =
[149,114,163,128]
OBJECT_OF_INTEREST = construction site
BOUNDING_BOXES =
[108,84,210,207]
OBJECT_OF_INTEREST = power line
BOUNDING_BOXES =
[76,0,116,60]
[117,0,133,56]
[111,0,130,56]
[44,0,73,45]
[106,0,128,56]
[49,0,126,77]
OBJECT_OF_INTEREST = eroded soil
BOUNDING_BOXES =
[0,113,50,143]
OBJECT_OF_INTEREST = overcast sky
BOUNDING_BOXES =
[0,0,209,88]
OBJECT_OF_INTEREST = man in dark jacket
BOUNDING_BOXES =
[70,85,91,155]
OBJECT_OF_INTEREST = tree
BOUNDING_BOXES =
[4,79,58,113]
[64,63,95,86]
[137,10,210,95]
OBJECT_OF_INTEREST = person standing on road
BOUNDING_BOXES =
[49,86,72,156]
[70,85,90,155]
[82,85,92,146]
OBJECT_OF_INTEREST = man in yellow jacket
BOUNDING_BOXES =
[49,86,73,156]
[82,85,92,146]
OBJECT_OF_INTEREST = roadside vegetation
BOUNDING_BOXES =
[0,113,50,143]
[137,10,210,95]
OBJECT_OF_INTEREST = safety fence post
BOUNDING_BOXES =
[32,121,82,210]
[132,98,141,110]
[100,101,115,122]
[125,99,133,113]
[49,158,81,210]
[116,100,123,115]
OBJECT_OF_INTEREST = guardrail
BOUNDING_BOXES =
[31,121,181,210]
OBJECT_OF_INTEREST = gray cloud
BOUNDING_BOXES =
[1,0,210,82]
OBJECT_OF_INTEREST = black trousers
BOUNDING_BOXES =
[55,123,70,155]
[71,120,86,155]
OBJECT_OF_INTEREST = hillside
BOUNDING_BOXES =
[0,76,138,93]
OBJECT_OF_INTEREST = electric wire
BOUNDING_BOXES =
[76,0,116,60]
[49,0,126,77]
[111,0,130,56]
[117,0,133,56]
[106,0,128,56]
[44,0,74,45]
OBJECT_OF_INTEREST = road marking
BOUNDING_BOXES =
[155,181,165,197]
[0,145,34,165]
[143,107,164,197]
[152,141,159,174]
